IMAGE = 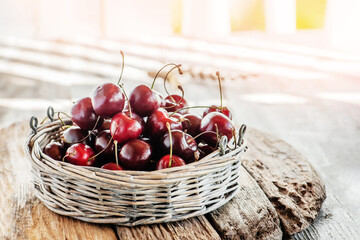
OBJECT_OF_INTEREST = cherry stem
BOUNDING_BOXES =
[151,63,182,90]
[114,140,119,166]
[169,105,223,117]
[117,51,125,85]
[229,129,237,150]
[163,65,183,99]
[216,71,223,109]
[87,129,115,161]
[162,85,185,110]
[166,122,173,168]
[57,112,71,126]
[190,130,219,142]
[214,124,220,149]
[62,116,101,145]
[119,83,132,118]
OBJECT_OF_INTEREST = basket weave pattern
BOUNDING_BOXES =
[25,119,246,226]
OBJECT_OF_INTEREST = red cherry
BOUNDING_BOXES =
[182,113,202,136]
[118,139,152,170]
[129,85,161,117]
[101,162,123,170]
[65,143,96,166]
[203,105,232,120]
[110,112,142,144]
[198,143,216,159]
[91,83,125,118]
[146,108,182,140]
[164,95,188,114]
[123,110,145,129]
[199,112,235,147]
[71,97,103,130]
[43,142,64,161]
[160,130,198,163]
[61,126,90,147]
[156,155,186,170]
[97,119,111,132]
[94,130,115,157]
[153,90,166,107]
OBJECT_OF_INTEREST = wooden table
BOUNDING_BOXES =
[0,33,360,239]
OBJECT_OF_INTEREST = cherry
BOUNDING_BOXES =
[203,72,232,119]
[97,119,111,132]
[199,112,235,147]
[160,130,198,163]
[101,162,123,170]
[153,90,166,107]
[146,108,182,140]
[43,142,64,161]
[61,126,90,147]
[156,155,186,170]
[94,130,115,157]
[91,83,125,118]
[129,85,161,117]
[182,113,202,137]
[198,143,215,159]
[123,110,145,129]
[118,139,152,170]
[65,143,96,166]
[110,112,142,144]
[203,105,232,120]
[164,95,189,114]
[71,97,103,130]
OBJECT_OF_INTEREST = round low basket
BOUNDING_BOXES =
[25,117,247,226]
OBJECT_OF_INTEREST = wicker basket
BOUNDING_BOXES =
[25,117,247,226]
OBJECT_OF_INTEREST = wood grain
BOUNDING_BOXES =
[207,166,282,240]
[242,128,326,235]
[117,216,220,240]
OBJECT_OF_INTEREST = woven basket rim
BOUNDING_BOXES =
[25,119,246,179]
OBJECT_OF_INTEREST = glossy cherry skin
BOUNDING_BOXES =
[118,139,152,170]
[65,143,96,166]
[156,155,186,170]
[129,85,161,117]
[71,97,103,130]
[182,113,202,137]
[203,105,232,120]
[97,119,111,132]
[94,130,115,157]
[199,112,235,147]
[146,108,182,140]
[160,130,198,163]
[101,162,123,170]
[91,83,125,118]
[153,90,166,107]
[198,143,216,159]
[123,110,146,130]
[164,95,188,114]
[43,142,64,161]
[110,112,142,144]
[62,126,90,147]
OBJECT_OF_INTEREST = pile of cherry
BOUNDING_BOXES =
[43,61,236,171]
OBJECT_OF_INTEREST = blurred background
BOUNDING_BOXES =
[0,0,359,226]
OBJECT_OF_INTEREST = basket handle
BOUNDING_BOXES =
[30,116,38,135]
[237,124,247,146]
[219,136,228,156]
[47,106,55,122]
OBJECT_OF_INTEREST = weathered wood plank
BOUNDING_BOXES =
[0,122,117,240]
[241,128,326,235]
[206,166,283,240]
[116,215,220,240]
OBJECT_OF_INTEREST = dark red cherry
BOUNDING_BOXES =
[156,155,186,170]
[118,139,152,170]
[171,113,184,122]
[164,94,188,114]
[182,113,202,136]
[153,90,166,107]
[198,143,216,159]
[129,85,161,117]
[71,97,103,130]
[91,83,125,118]
[199,112,235,147]
[97,119,111,132]
[65,143,96,166]
[110,112,142,144]
[123,110,145,129]
[101,162,123,170]
[62,126,90,147]
[146,108,182,140]
[43,142,64,161]
[94,130,115,157]
[203,105,232,120]
[160,130,198,163]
